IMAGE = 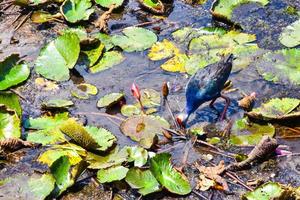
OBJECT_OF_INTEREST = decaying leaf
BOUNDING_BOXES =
[71,83,98,99]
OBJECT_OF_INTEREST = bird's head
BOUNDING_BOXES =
[224,53,236,64]
[176,113,189,128]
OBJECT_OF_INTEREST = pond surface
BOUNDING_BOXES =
[0,0,300,199]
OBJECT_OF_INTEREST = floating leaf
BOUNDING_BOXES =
[93,33,114,50]
[247,98,300,121]
[31,11,62,23]
[279,19,300,48]
[0,92,21,117]
[125,167,160,195]
[35,78,59,91]
[242,182,283,200]
[28,174,56,199]
[60,119,116,151]
[97,166,129,183]
[0,105,21,141]
[256,48,300,86]
[161,54,188,73]
[61,27,88,41]
[137,0,165,14]
[148,39,180,61]
[24,112,70,130]
[42,99,74,109]
[95,0,124,8]
[81,42,105,67]
[150,153,191,195]
[97,92,124,108]
[35,32,80,81]
[211,0,269,22]
[71,83,98,99]
[27,129,66,145]
[112,27,157,52]
[0,54,30,90]
[86,147,128,169]
[140,89,161,108]
[121,105,141,117]
[38,143,86,166]
[0,173,55,200]
[229,117,275,146]
[127,146,148,167]
[61,0,94,23]
[120,115,170,149]
[89,51,124,73]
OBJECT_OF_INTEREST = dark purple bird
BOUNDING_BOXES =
[176,54,235,127]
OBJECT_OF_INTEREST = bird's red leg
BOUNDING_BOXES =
[209,97,217,108]
[220,95,230,121]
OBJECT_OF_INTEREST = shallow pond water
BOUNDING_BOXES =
[0,0,300,199]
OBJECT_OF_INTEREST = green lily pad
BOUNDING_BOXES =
[35,32,80,81]
[97,165,129,183]
[150,153,191,195]
[0,173,55,200]
[97,92,124,108]
[86,146,128,169]
[121,105,141,117]
[140,89,161,108]
[81,42,105,67]
[247,98,300,121]
[93,33,115,50]
[0,54,30,90]
[137,0,165,14]
[31,11,62,23]
[28,173,56,199]
[242,182,283,200]
[0,105,21,141]
[148,39,180,61]
[112,27,157,52]
[60,119,116,151]
[95,0,124,8]
[27,129,66,145]
[127,146,148,167]
[42,99,74,109]
[0,92,21,117]
[256,48,300,86]
[279,19,300,48]
[71,83,98,99]
[229,117,275,146]
[125,167,161,196]
[61,0,94,23]
[38,143,86,166]
[89,51,124,73]
[61,27,88,41]
[161,54,188,73]
[24,112,70,130]
[211,0,269,23]
[120,115,170,149]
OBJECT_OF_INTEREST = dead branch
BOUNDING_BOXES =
[94,4,116,33]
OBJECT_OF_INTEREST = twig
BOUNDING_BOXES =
[201,148,235,159]
[133,19,163,27]
[0,1,13,6]
[157,142,184,153]
[94,4,116,33]
[196,140,235,157]
[192,189,209,200]
[14,11,32,31]
[225,171,253,191]
[283,127,300,135]
[165,99,180,130]
[277,152,300,158]
[75,112,125,121]
[106,116,120,127]
[10,88,26,100]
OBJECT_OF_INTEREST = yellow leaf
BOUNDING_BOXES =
[161,54,188,73]
[148,39,180,61]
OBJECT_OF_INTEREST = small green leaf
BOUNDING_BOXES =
[86,146,128,169]
[0,54,30,90]
[26,129,66,145]
[89,51,124,73]
[81,42,105,67]
[31,11,62,23]
[0,92,22,117]
[121,105,141,117]
[229,117,275,146]
[127,146,148,167]
[279,19,300,48]
[42,99,74,109]
[95,0,123,8]
[97,92,124,108]
[112,27,157,52]
[35,32,80,81]
[140,89,161,108]
[243,182,283,200]
[125,167,160,195]
[28,174,56,199]
[97,165,129,183]
[24,112,70,130]
[0,105,21,141]
[71,83,98,99]
[61,0,94,23]
[150,153,191,195]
